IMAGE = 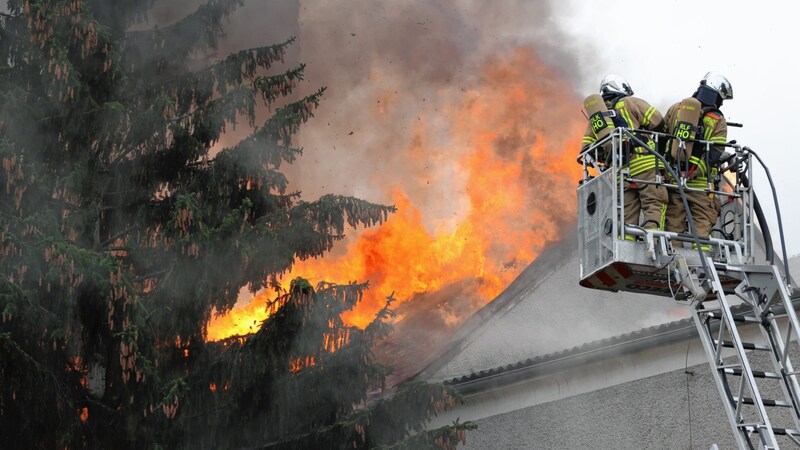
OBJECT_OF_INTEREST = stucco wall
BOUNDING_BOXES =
[462,360,733,449]
[457,348,800,450]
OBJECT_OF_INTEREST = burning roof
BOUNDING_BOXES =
[207,47,585,341]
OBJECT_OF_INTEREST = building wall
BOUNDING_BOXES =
[461,360,735,450]
[435,329,800,449]
[426,257,800,449]
[426,235,693,382]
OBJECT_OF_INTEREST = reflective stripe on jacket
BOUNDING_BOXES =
[664,104,727,188]
[580,96,664,175]
[689,112,726,188]
[614,99,663,176]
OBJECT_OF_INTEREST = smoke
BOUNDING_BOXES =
[283,0,587,320]
[155,0,591,249]
[287,0,586,225]
[196,0,593,337]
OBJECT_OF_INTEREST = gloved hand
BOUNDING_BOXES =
[736,160,748,175]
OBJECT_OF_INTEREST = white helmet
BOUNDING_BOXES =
[599,74,633,98]
[700,71,733,100]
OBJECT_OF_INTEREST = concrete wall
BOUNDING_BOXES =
[434,325,800,449]
[462,361,734,450]
[425,233,693,382]
[461,350,800,449]
[426,257,800,449]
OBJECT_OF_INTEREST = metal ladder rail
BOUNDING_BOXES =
[739,265,800,434]
[692,257,779,449]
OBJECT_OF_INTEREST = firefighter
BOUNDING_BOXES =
[663,72,732,244]
[581,75,666,235]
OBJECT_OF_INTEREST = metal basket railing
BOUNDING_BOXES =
[577,127,755,271]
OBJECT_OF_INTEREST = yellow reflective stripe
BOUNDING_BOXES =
[687,179,709,188]
[628,154,657,176]
[583,136,596,144]
[616,102,634,128]
[703,113,719,136]
[689,156,708,175]
[631,168,656,176]
[687,155,713,186]
[643,106,656,127]
[630,165,657,176]
[629,159,653,166]
[659,203,667,230]
[629,156,655,167]
[630,163,656,172]
[709,136,726,143]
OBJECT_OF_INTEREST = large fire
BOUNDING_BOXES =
[206,48,584,341]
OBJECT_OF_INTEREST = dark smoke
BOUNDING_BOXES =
[180,0,590,319]
[144,0,587,243]
[288,0,587,230]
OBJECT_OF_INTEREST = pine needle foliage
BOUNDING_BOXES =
[0,0,473,448]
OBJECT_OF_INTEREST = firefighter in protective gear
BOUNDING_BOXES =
[581,75,666,234]
[664,72,732,241]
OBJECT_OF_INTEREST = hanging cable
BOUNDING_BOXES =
[626,130,710,278]
[746,148,795,290]
[734,167,774,264]
[685,341,694,449]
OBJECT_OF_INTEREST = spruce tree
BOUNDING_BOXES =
[0,1,474,448]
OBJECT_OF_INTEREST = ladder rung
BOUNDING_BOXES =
[765,313,788,319]
[734,397,792,408]
[717,363,742,370]
[707,313,760,323]
[771,427,800,436]
[723,368,781,379]
[744,425,800,439]
[716,340,770,351]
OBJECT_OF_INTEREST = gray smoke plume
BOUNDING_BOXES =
[181,0,597,328]
[287,0,587,228]
[147,0,588,244]
[145,0,609,339]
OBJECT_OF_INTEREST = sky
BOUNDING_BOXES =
[558,0,800,257]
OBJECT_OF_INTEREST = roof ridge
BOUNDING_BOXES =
[440,300,800,390]
[409,232,578,382]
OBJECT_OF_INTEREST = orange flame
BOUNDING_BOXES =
[207,47,583,340]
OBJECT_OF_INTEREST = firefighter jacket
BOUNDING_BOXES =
[581,96,665,177]
[665,103,727,189]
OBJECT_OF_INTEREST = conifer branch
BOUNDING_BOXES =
[0,2,470,448]
[100,226,139,248]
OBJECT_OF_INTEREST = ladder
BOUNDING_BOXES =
[680,254,800,449]
[577,127,800,448]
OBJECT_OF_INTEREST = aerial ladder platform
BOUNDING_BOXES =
[578,128,799,449]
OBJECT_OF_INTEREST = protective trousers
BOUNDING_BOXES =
[623,168,667,230]
[664,188,721,238]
